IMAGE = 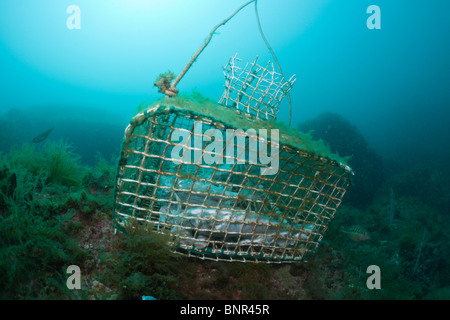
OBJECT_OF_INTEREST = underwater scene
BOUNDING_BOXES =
[0,0,449,302]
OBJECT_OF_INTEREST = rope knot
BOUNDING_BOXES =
[154,71,178,97]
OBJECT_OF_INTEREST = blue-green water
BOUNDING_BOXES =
[0,0,449,300]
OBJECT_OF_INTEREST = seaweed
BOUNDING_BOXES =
[84,153,117,190]
[0,141,113,299]
[0,108,447,300]
[0,167,87,299]
[136,91,350,166]
[6,139,85,187]
[154,71,177,95]
[101,218,181,300]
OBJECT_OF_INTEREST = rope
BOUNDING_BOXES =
[254,0,292,127]
[163,0,292,126]
[169,0,257,91]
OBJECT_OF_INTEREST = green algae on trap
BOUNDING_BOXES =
[137,92,351,166]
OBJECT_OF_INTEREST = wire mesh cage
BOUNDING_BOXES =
[113,100,353,263]
[219,54,296,120]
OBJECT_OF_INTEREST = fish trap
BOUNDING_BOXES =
[113,83,353,263]
[219,54,296,121]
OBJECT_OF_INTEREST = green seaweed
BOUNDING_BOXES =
[6,139,85,187]
[153,71,177,94]
[0,141,118,299]
[101,218,181,300]
[136,91,350,166]
[1,103,446,300]
[0,167,87,299]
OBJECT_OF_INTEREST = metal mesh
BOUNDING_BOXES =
[219,54,296,120]
[113,103,353,263]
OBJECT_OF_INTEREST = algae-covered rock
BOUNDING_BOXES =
[298,112,384,207]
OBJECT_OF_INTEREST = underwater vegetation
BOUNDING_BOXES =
[100,218,182,300]
[324,176,450,299]
[6,139,84,187]
[0,164,83,297]
[154,71,178,97]
[0,113,448,300]
[0,140,115,299]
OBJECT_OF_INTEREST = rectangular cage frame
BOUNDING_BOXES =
[113,103,353,263]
